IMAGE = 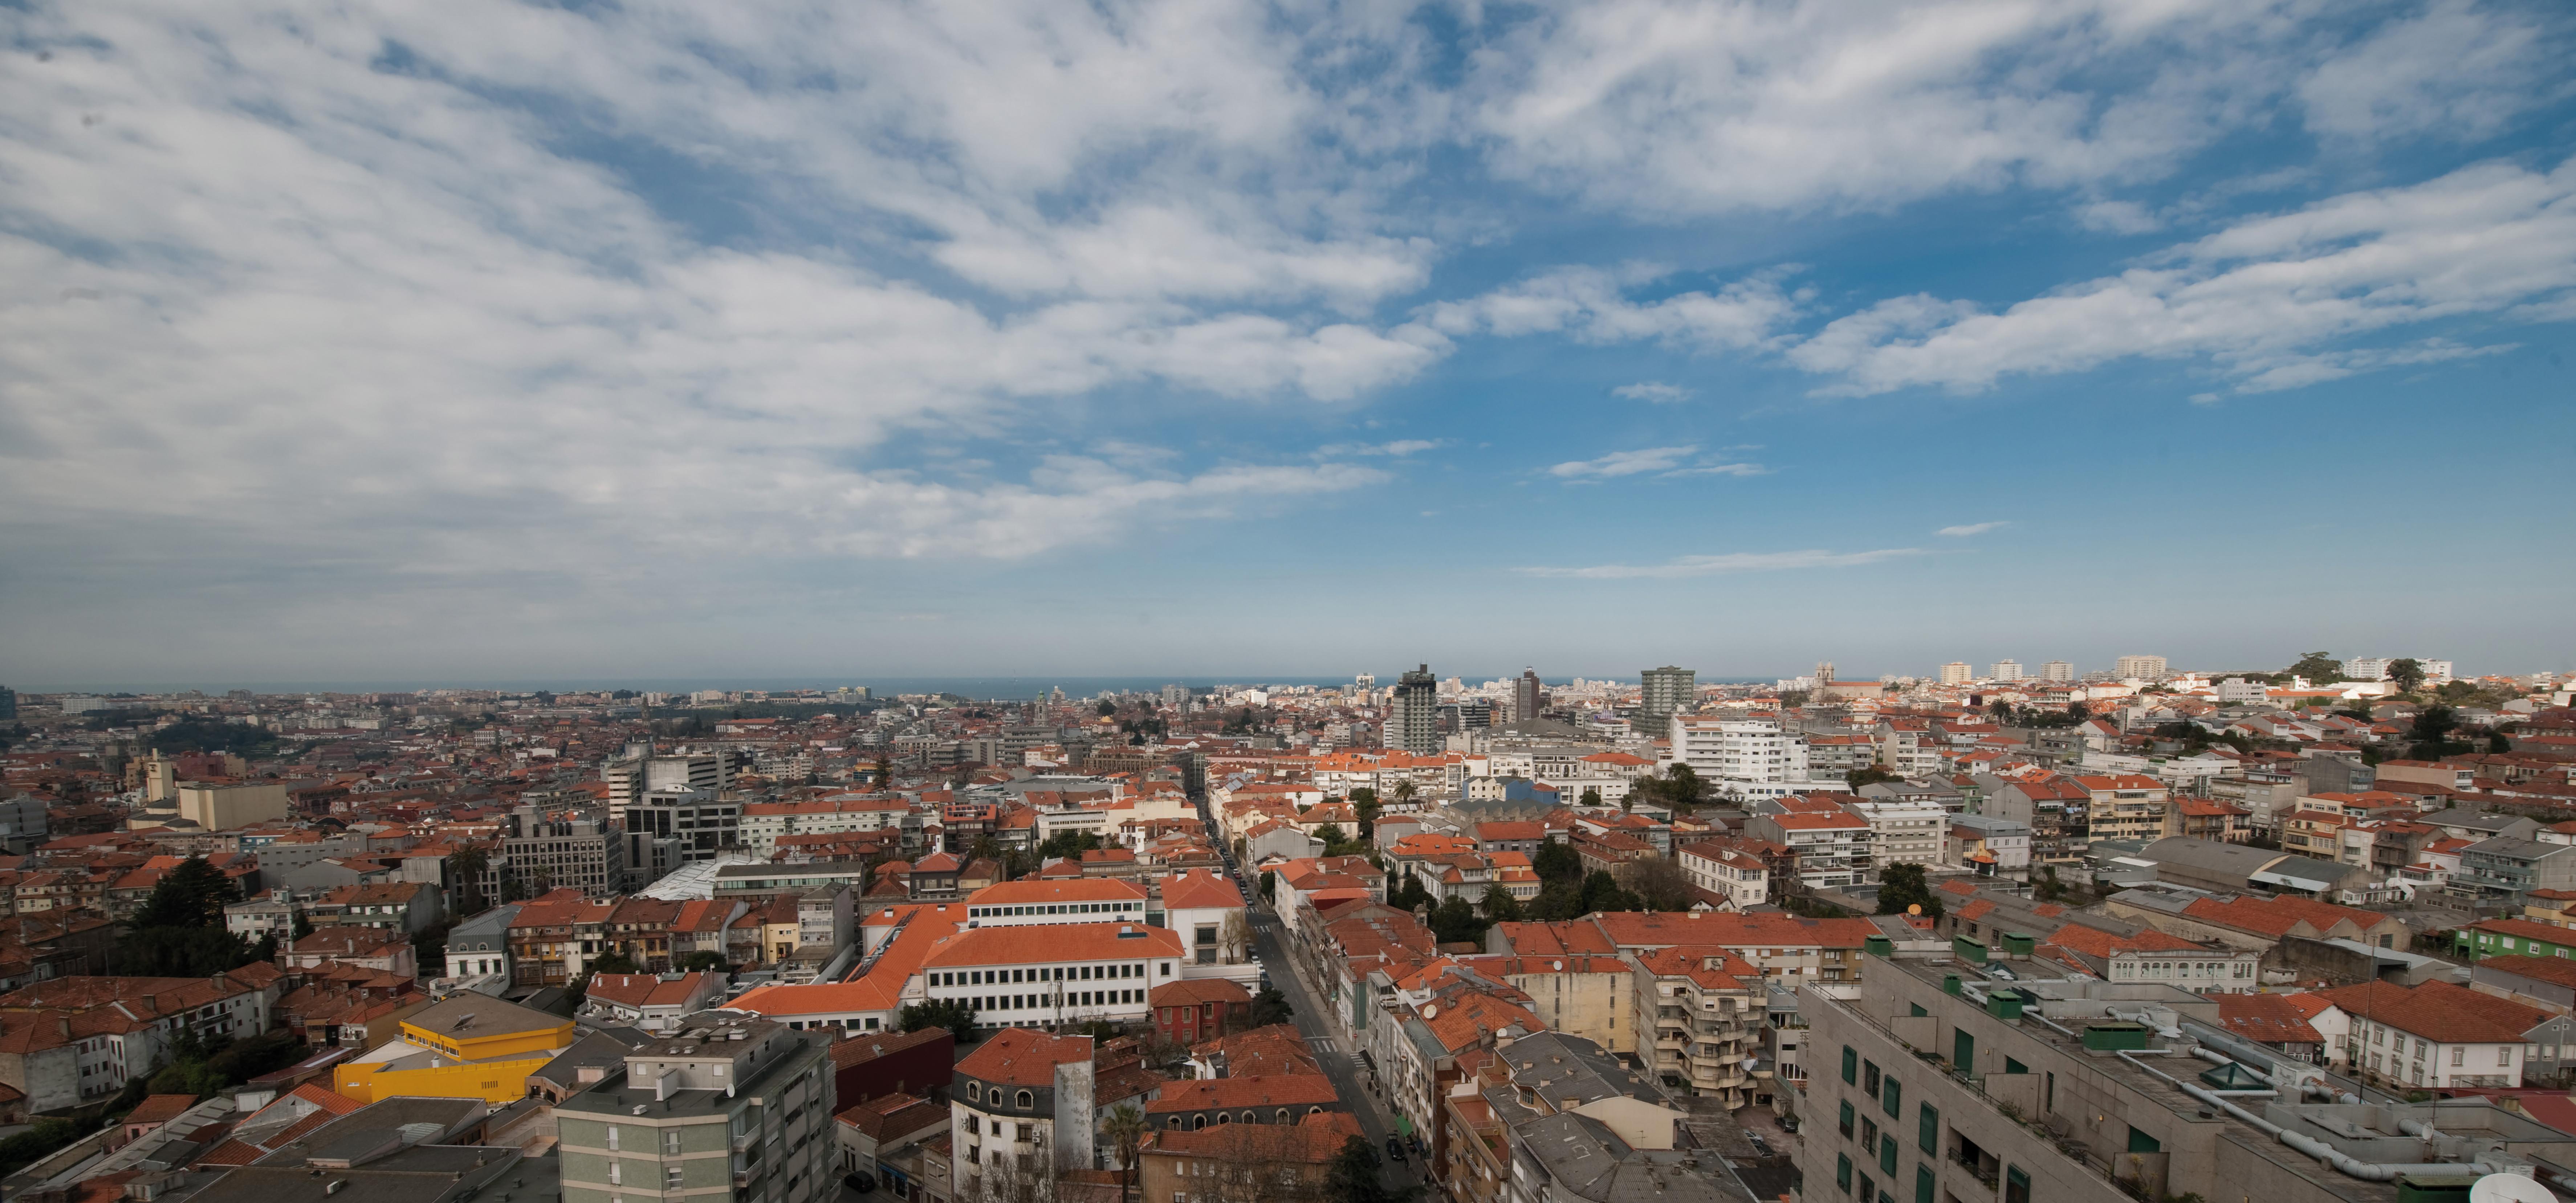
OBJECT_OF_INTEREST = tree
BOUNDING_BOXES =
[2410,706,2462,759]
[1103,1102,1148,1203]
[1532,839,1582,885]
[1578,870,1635,915]
[2066,700,2092,722]
[899,998,979,1043]
[1220,912,1253,963]
[1581,787,1603,808]
[1260,869,1278,905]
[1388,869,1434,914]
[1249,986,1294,1028]
[589,949,642,975]
[130,857,240,930]
[1097,700,1118,717]
[1846,766,1899,789]
[1480,882,1524,923]
[1874,863,1944,919]
[1627,857,1694,913]
[1429,895,1484,945]
[1530,881,1584,921]
[1662,764,1704,811]
[1392,781,1417,807]
[678,950,731,973]
[1325,1135,1420,1203]
[114,926,261,976]
[2287,651,2344,684]
[2388,658,2426,694]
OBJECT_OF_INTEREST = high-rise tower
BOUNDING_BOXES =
[1637,666,1695,737]
[1390,664,1440,754]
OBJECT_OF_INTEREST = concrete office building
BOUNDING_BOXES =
[1799,946,2576,1203]
[504,804,629,898]
[1636,665,1695,738]
[1388,664,1440,755]
[1513,668,1543,725]
[556,1013,837,1203]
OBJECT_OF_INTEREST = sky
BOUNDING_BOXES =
[3,0,2574,690]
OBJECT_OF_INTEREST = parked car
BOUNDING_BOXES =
[843,1173,876,1194]
[1778,1116,1800,1134]
[1384,1136,1405,1164]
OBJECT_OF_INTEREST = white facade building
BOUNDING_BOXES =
[1676,843,1769,909]
[2040,660,2076,682]
[1989,660,2024,682]
[919,922,1181,1032]
[1669,717,1812,793]
[1848,799,1946,871]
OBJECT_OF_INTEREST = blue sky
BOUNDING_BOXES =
[3,0,2573,688]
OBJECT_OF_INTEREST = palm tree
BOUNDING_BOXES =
[1104,1102,1148,1203]
[1392,780,1417,806]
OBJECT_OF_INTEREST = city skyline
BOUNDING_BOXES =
[5,2,2575,682]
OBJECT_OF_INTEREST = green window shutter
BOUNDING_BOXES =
[2005,1166,2031,1203]
[1953,1028,1974,1072]
[1840,1101,1855,1138]
[1884,1075,1901,1119]
[1859,1174,1873,1203]
[2004,1057,2027,1075]
[1918,1103,1939,1154]
[1880,1138,1896,1175]
[2127,1126,2161,1154]
[1910,1003,1926,1016]
[1915,1166,1934,1203]
[1837,1155,1853,1191]
[1843,1045,1859,1084]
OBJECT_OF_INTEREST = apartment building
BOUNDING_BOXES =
[1675,840,1769,909]
[1668,717,1812,791]
[555,1014,835,1203]
[1799,948,2576,1203]
[2071,775,2171,844]
[1848,798,1946,872]
[1629,946,1765,1105]
[1744,807,1871,889]
[948,1028,1095,1200]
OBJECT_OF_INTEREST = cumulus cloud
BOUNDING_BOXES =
[1787,157,2576,396]
[1937,522,2008,537]
[1517,548,1926,579]
[1613,382,1694,403]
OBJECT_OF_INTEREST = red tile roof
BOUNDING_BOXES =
[955,1027,1092,1089]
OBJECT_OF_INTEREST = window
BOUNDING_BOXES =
[1917,1104,1938,1154]
[609,1163,623,1185]
[2005,1167,2031,1203]
[666,1167,684,1190]
[606,1125,620,1151]
[2003,1057,2026,1075]
[1836,1155,1852,1193]
[1914,1165,1933,1203]
[1861,1120,1877,1153]
[1017,1090,1034,1109]
[2452,1047,2465,1067]
[968,1083,981,1102]
[1839,1102,1855,1139]
[1883,1076,1900,1118]
[1843,1046,1858,1084]
[1879,1136,1896,1175]
[666,1130,683,1154]
[1863,1060,1880,1097]
[2127,1127,2160,1154]
[2500,1047,2514,1067]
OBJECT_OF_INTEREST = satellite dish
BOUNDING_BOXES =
[1908,904,1922,916]
[1423,1005,1437,1020]
[2470,1174,2557,1203]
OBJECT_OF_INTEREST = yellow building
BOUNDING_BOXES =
[176,780,290,831]
[334,993,577,1104]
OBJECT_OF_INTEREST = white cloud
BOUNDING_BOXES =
[1788,157,2576,395]
[1317,439,1446,457]
[1613,381,1694,403]
[2074,200,2165,235]
[1548,446,1699,479]
[1420,266,1800,350]
[1936,522,2008,537]
[2300,0,2555,144]
[1662,462,1769,478]
[1517,548,1926,579]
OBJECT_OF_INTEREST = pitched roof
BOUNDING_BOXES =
[1588,911,1876,950]
[1144,1074,1340,1113]
[2215,993,2326,1046]
[1150,978,1252,1008]
[2466,918,2576,944]
[2315,980,2548,1044]
[955,1027,1092,1088]
[2471,954,2576,990]
[966,878,1149,907]
[921,922,1182,967]
[1160,869,1243,912]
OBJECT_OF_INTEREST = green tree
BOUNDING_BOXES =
[1874,863,1944,919]
[678,950,732,973]
[2387,658,2426,694]
[1578,870,1635,914]
[1846,766,1899,789]
[1581,787,1603,808]
[1429,895,1484,944]
[1249,986,1295,1028]
[1627,857,1694,913]
[1324,1135,1420,1203]
[1480,882,1524,923]
[1532,840,1582,885]
[1388,869,1434,914]
[1097,700,1117,717]
[114,926,261,976]
[2410,706,2462,759]
[1260,869,1278,905]
[1313,823,1348,853]
[589,949,642,975]
[1350,787,1381,843]
[130,857,240,930]
[1530,881,1584,921]
[898,998,979,1043]
[2287,651,2344,683]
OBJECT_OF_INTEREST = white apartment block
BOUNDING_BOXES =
[1990,660,2023,682]
[2114,654,2169,680]
[737,795,908,856]
[2040,660,2075,682]
[920,922,1181,1032]
[1937,662,1972,685]
[2216,677,2270,704]
[1669,717,1811,789]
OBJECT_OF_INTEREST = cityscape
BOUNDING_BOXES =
[7,1,2576,1203]
[0,654,2574,1203]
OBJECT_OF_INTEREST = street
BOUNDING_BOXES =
[1246,906,1429,1196]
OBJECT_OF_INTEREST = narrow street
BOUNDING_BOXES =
[1247,906,1428,1196]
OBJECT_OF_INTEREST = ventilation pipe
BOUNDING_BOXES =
[2184,1023,2363,1104]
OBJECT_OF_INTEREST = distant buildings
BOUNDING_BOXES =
[1990,659,2023,681]
[2040,658,2076,681]
[1937,662,1972,685]
[2114,653,2169,680]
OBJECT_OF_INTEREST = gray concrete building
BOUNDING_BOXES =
[556,1012,837,1203]
[1796,946,2576,1203]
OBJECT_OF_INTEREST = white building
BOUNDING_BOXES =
[2216,677,2270,704]
[1937,662,1973,685]
[2040,660,2076,682]
[963,878,1150,927]
[950,1028,1096,1199]
[1676,842,1769,909]
[1989,660,2023,682]
[2115,654,2169,680]
[919,922,1181,1032]
[1669,717,1812,793]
